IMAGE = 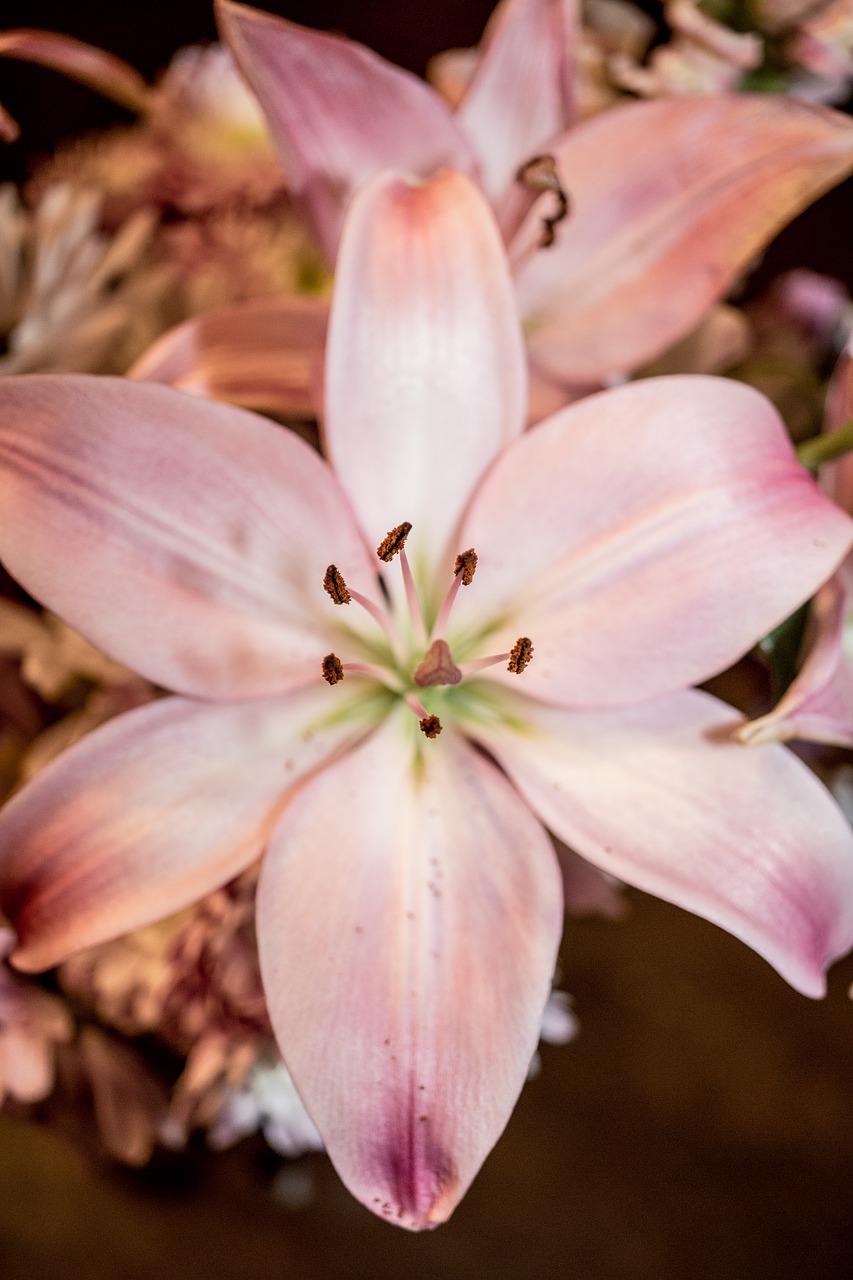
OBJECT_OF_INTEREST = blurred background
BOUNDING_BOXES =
[0,4,852,1278]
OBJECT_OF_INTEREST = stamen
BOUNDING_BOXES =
[375,521,426,645]
[454,549,478,586]
[321,653,345,684]
[507,637,534,674]
[515,154,569,249]
[433,546,479,639]
[404,694,443,739]
[323,564,351,605]
[459,637,535,677]
[376,522,412,562]
[412,639,462,688]
[322,564,402,656]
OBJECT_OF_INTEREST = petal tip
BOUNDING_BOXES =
[357,1124,462,1230]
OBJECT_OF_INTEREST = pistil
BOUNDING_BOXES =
[412,638,462,687]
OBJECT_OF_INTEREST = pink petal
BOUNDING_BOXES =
[455,0,578,207]
[0,1025,53,1103]
[130,295,328,419]
[453,376,853,708]
[738,575,853,749]
[0,99,20,142]
[513,96,853,383]
[78,1027,168,1166]
[0,375,379,699]
[257,712,563,1229]
[215,1,476,261]
[0,29,149,113]
[471,687,853,997]
[324,170,527,597]
[824,334,853,516]
[0,684,373,972]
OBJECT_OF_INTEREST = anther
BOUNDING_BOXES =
[515,154,569,248]
[321,653,344,685]
[454,549,478,586]
[323,564,351,605]
[419,714,443,739]
[376,522,412,562]
[508,637,534,674]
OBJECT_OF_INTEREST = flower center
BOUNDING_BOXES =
[321,522,533,739]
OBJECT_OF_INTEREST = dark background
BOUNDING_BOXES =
[1,4,853,1277]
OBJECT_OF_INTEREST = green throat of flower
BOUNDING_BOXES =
[321,522,533,740]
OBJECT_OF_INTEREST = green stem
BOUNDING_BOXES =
[796,419,853,471]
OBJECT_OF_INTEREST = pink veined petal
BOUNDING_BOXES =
[0,29,150,114]
[512,95,853,383]
[257,711,563,1230]
[455,0,578,208]
[469,686,853,997]
[452,376,853,708]
[0,683,378,972]
[824,334,853,516]
[0,375,380,699]
[324,170,527,601]
[129,295,328,420]
[215,0,476,262]
[738,575,853,749]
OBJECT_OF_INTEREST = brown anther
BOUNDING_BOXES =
[413,639,462,688]
[376,522,412,562]
[507,637,534,674]
[321,653,344,685]
[515,154,569,248]
[419,714,443,739]
[323,564,351,605]
[454,549,478,586]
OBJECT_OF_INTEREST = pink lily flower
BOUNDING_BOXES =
[138,0,853,417]
[739,334,853,748]
[0,170,852,1229]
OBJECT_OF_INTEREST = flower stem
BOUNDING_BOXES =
[796,419,853,471]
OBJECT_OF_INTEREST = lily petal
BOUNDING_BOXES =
[453,376,853,707]
[513,96,853,383]
[0,375,379,699]
[257,711,562,1230]
[215,0,476,261]
[0,684,375,972]
[455,0,578,207]
[470,686,853,997]
[824,333,853,515]
[129,295,328,419]
[324,170,527,598]
[738,576,853,749]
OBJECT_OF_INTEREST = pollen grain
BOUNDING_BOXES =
[508,637,534,674]
[454,548,478,586]
[323,564,351,605]
[376,521,412,562]
[321,653,345,685]
[419,714,443,739]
